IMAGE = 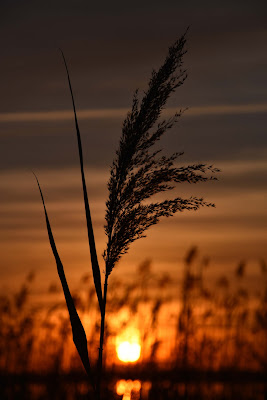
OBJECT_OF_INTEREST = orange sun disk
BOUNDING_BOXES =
[116,341,141,363]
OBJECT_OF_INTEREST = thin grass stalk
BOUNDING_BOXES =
[96,273,109,400]
[60,50,103,314]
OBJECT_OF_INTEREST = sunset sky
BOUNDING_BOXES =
[0,1,266,297]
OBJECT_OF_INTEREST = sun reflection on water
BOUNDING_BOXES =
[116,380,141,400]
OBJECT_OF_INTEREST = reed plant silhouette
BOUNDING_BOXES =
[34,30,218,399]
[2,254,267,399]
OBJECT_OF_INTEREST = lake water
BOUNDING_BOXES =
[1,377,267,399]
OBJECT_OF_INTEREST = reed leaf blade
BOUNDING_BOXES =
[60,50,103,313]
[33,174,94,388]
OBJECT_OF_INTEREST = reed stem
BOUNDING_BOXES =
[96,272,108,400]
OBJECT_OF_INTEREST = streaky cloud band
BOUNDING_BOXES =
[1,103,267,123]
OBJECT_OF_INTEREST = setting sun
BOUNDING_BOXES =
[116,341,141,363]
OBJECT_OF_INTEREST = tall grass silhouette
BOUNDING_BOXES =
[1,252,267,398]
[34,30,218,399]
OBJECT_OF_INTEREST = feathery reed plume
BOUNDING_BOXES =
[104,30,218,275]
[97,29,218,398]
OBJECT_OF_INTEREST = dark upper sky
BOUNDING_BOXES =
[1,1,267,109]
[0,0,267,169]
[0,1,267,290]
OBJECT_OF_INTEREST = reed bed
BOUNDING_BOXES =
[1,249,267,375]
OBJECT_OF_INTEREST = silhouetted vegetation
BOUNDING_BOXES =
[1,248,267,399]
[33,30,219,399]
